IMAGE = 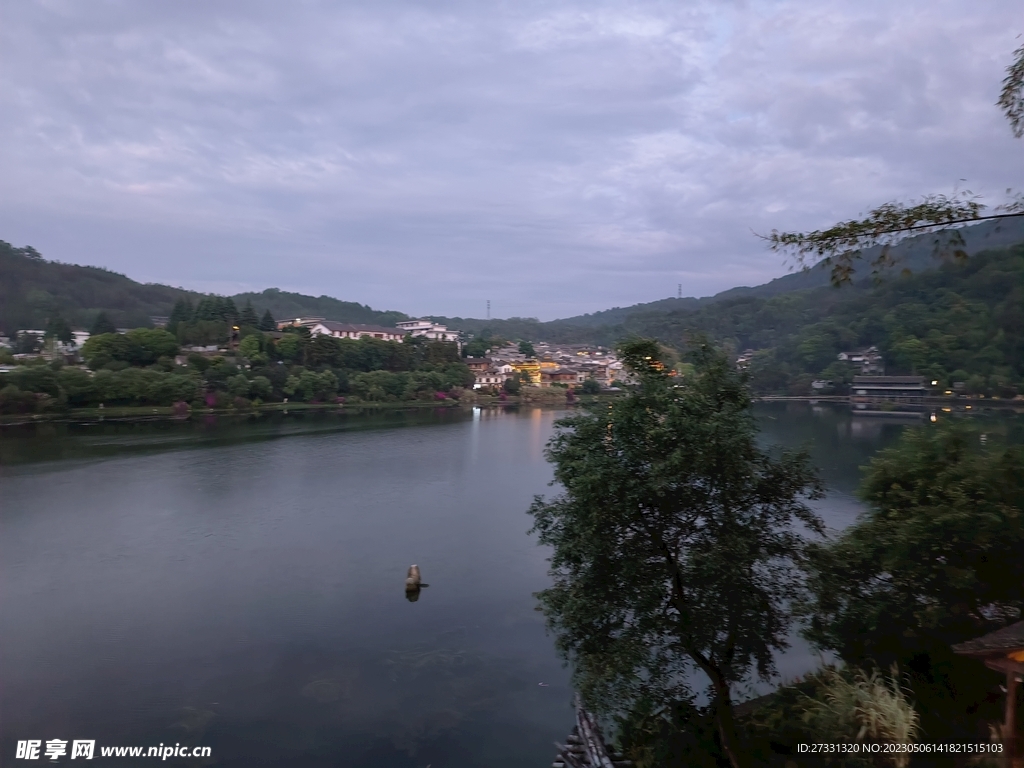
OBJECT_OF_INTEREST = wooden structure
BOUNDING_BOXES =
[953,620,1024,760]
[553,695,632,768]
[850,376,927,407]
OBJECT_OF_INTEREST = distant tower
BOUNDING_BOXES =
[677,284,682,299]
[486,300,490,319]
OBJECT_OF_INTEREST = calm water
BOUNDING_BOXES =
[0,403,946,766]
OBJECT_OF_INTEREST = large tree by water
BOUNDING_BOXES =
[528,339,823,768]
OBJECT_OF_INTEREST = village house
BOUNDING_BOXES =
[473,369,509,389]
[838,346,885,374]
[735,349,756,369]
[308,321,406,342]
[510,359,541,384]
[541,367,581,387]
[277,317,326,330]
[395,319,459,343]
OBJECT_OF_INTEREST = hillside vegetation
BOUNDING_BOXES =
[3,231,1021,396]
[0,241,407,333]
[587,244,1023,395]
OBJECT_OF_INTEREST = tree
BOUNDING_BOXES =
[239,301,260,329]
[518,340,536,357]
[528,338,823,768]
[44,315,73,344]
[765,45,1024,285]
[249,375,273,400]
[90,312,117,336]
[167,300,194,332]
[275,334,304,363]
[580,377,602,395]
[502,373,521,394]
[258,309,277,331]
[124,328,179,363]
[81,329,179,369]
[801,422,1024,740]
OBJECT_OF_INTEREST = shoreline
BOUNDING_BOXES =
[3,393,1022,427]
[0,394,596,426]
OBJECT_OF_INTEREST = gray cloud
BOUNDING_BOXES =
[1,0,1021,319]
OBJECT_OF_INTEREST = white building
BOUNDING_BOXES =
[308,321,406,343]
[473,370,510,389]
[395,319,459,343]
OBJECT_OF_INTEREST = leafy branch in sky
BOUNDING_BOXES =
[998,42,1024,138]
[764,43,1024,285]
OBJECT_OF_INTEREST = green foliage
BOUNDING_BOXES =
[802,422,1024,740]
[90,311,117,335]
[81,329,179,370]
[608,246,1024,395]
[227,374,251,398]
[232,287,407,327]
[580,378,602,395]
[518,340,536,357]
[258,309,276,331]
[0,364,201,411]
[800,666,919,762]
[528,339,823,768]
[45,315,73,343]
[0,240,192,332]
[238,335,262,360]
[502,374,521,394]
[765,47,1024,286]
[276,334,304,363]
[462,337,491,357]
[296,369,339,402]
[249,375,273,400]
[998,43,1024,138]
[239,301,259,328]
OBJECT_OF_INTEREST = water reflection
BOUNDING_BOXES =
[3,403,1020,766]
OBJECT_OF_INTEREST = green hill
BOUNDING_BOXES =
[231,288,408,328]
[0,243,195,332]
[0,241,408,333]
[3,217,1022,398]
[552,217,1024,328]
[583,243,1024,394]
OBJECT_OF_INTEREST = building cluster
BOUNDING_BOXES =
[0,330,91,360]
[277,317,458,345]
[837,346,884,374]
[465,342,624,390]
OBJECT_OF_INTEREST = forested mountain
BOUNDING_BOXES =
[2,228,1022,397]
[551,217,1024,328]
[0,241,407,333]
[0,242,195,332]
[582,244,1024,394]
[231,289,408,327]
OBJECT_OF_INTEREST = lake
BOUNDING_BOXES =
[0,403,930,766]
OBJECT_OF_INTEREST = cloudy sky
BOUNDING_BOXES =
[1,1,1021,320]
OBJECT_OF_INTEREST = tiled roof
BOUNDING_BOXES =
[952,621,1024,655]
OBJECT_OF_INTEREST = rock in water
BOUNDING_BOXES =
[405,564,421,591]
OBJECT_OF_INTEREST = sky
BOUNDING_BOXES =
[1,1,1021,320]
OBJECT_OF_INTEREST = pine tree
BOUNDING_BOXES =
[239,300,260,328]
[259,309,277,331]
